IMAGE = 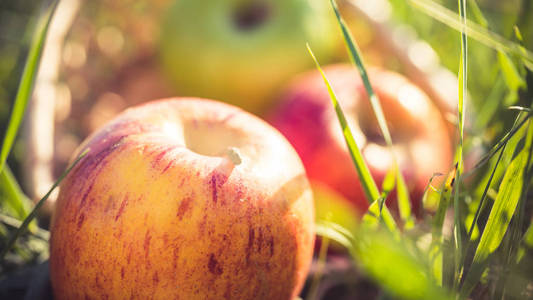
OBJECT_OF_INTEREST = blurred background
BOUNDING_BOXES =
[1,0,533,298]
[2,0,531,201]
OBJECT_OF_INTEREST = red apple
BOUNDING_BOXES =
[269,64,453,213]
[49,98,314,299]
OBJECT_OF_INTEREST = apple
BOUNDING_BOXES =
[157,0,339,114]
[49,98,315,299]
[269,64,453,213]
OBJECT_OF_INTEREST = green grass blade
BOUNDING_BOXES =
[465,112,525,248]
[397,168,414,229]
[0,213,49,240]
[0,0,59,173]
[315,220,355,251]
[523,222,533,250]
[363,200,401,240]
[329,0,413,227]
[432,169,455,237]
[470,113,531,173]
[329,0,392,146]
[307,44,379,203]
[467,0,488,28]
[459,137,507,287]
[0,165,32,220]
[379,166,396,218]
[452,0,467,290]
[0,149,89,260]
[460,120,533,298]
[407,0,533,71]
[498,51,526,92]
[307,45,399,234]
[465,142,506,244]
[498,132,533,300]
[429,168,455,286]
[475,75,506,129]
[429,239,444,286]
[381,165,396,197]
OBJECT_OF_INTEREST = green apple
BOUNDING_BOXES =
[158,0,339,114]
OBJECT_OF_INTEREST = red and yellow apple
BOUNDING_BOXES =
[49,98,314,299]
[269,64,453,213]
[157,0,340,114]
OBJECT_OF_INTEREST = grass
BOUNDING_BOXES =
[0,149,87,260]
[0,0,59,173]
[0,0,83,267]
[452,0,467,291]
[312,0,533,299]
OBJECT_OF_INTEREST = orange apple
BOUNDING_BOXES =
[49,98,314,299]
[269,64,452,213]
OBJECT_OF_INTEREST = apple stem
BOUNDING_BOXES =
[225,147,242,166]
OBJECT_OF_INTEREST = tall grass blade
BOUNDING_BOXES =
[0,213,49,240]
[459,134,507,288]
[381,164,396,197]
[498,51,526,92]
[307,45,399,234]
[429,166,455,286]
[329,0,413,227]
[0,149,88,260]
[465,142,506,244]
[465,112,525,249]
[460,120,533,298]
[329,0,392,146]
[363,200,401,240]
[397,168,414,229]
[450,1,468,289]
[467,0,487,28]
[523,222,533,250]
[407,0,533,71]
[470,113,531,173]
[475,75,505,129]
[0,0,59,173]
[379,165,396,216]
[0,165,32,220]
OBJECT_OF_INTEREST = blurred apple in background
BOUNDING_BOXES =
[158,0,340,114]
[50,98,314,299]
[270,64,453,213]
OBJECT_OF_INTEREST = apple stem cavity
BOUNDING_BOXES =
[233,1,271,31]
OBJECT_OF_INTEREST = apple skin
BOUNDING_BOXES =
[269,64,453,213]
[49,98,314,299]
[157,0,339,114]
